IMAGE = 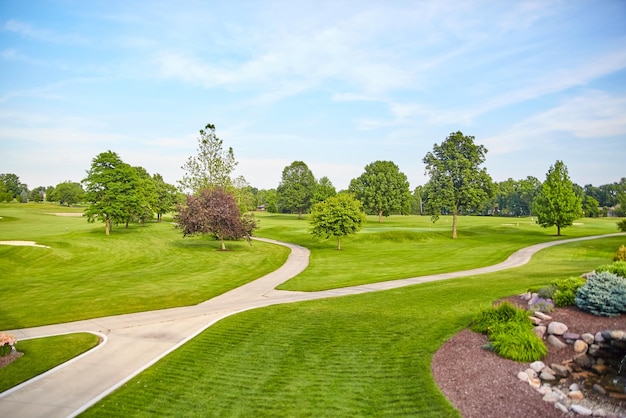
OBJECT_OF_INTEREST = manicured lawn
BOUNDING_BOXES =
[83,236,623,417]
[254,212,622,290]
[0,203,290,329]
[0,332,100,392]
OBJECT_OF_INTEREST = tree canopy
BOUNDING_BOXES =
[179,123,237,193]
[422,131,494,239]
[53,181,84,206]
[277,161,316,219]
[310,193,366,250]
[175,187,258,250]
[532,160,582,236]
[349,160,411,223]
[83,151,141,235]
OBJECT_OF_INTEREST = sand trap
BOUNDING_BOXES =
[0,241,51,248]
[48,213,83,217]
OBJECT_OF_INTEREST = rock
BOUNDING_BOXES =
[588,344,600,356]
[533,325,547,339]
[609,330,625,340]
[592,408,606,416]
[571,404,593,415]
[529,361,545,373]
[529,316,542,325]
[528,377,541,389]
[570,383,580,391]
[548,321,568,335]
[568,390,584,400]
[591,363,607,374]
[547,335,567,348]
[574,354,592,368]
[540,370,556,381]
[574,339,589,353]
[534,311,552,320]
[551,363,570,377]
[517,371,529,382]
[521,291,532,301]
[537,385,552,395]
[543,391,560,403]
[555,402,569,413]
[564,332,581,341]
[582,333,595,344]
[594,332,605,343]
[525,368,538,379]
[592,383,606,395]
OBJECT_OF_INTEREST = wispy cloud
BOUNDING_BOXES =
[3,20,89,45]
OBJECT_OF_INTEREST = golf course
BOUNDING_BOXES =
[1,202,624,416]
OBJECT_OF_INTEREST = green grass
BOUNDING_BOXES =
[0,332,100,392]
[0,203,290,329]
[83,237,622,417]
[254,212,622,290]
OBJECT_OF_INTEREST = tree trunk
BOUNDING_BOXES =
[337,237,341,250]
[220,237,226,250]
[452,211,458,239]
[298,210,303,220]
[105,217,111,236]
[378,209,383,223]
[125,218,129,229]
[557,225,561,236]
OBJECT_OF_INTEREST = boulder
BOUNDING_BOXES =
[581,333,595,345]
[570,404,592,415]
[574,339,589,353]
[533,325,547,339]
[534,311,552,321]
[568,390,584,400]
[547,335,567,349]
[547,321,568,336]
[550,363,570,378]
[529,361,545,373]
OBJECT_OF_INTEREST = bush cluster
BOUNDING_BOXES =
[614,245,626,262]
[617,219,626,233]
[575,271,626,317]
[552,277,586,307]
[596,260,626,278]
[470,302,546,362]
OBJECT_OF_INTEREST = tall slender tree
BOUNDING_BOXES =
[422,131,494,239]
[533,160,582,236]
[277,161,316,219]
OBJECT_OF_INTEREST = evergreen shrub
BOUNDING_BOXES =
[596,261,626,278]
[575,271,626,317]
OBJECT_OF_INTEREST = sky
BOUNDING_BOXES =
[1,0,625,192]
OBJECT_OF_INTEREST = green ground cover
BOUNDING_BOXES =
[83,236,623,417]
[0,203,289,329]
[0,332,100,392]
[254,212,621,291]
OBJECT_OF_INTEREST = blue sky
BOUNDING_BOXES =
[1,1,625,191]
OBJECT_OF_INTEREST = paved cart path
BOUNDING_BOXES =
[1,234,623,417]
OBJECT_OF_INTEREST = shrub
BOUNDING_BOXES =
[614,245,626,262]
[0,332,17,356]
[529,298,555,313]
[617,219,626,232]
[489,322,548,362]
[551,277,586,307]
[596,261,626,278]
[575,271,626,317]
[536,285,556,299]
[470,302,530,334]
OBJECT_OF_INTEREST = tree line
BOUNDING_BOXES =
[2,126,625,242]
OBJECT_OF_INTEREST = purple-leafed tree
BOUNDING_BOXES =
[175,187,257,250]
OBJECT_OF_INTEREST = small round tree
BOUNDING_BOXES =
[310,193,366,250]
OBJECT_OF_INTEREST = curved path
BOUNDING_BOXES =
[0,233,623,417]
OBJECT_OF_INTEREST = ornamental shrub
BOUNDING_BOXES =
[536,285,556,299]
[614,245,626,262]
[470,302,530,334]
[552,277,586,307]
[617,219,626,232]
[529,298,555,313]
[596,261,626,278]
[489,322,548,362]
[575,271,626,317]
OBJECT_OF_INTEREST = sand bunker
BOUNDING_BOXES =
[0,241,51,248]
[48,213,83,217]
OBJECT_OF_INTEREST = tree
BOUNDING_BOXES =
[422,131,494,239]
[310,193,366,250]
[582,195,600,218]
[277,161,316,219]
[0,174,21,199]
[312,176,337,205]
[532,160,582,236]
[175,187,258,250]
[83,151,140,235]
[29,186,46,203]
[132,166,158,225]
[179,123,237,193]
[54,181,84,206]
[348,160,411,223]
[0,180,12,202]
[153,174,178,222]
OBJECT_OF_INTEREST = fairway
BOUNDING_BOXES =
[0,203,289,329]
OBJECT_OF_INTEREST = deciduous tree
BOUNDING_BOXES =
[54,181,84,206]
[277,161,316,219]
[349,160,411,223]
[312,176,337,205]
[533,160,582,236]
[153,174,178,222]
[310,193,366,250]
[422,131,494,239]
[179,123,237,193]
[175,187,258,250]
[83,151,140,235]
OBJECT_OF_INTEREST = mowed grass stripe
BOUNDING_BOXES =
[83,237,620,417]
